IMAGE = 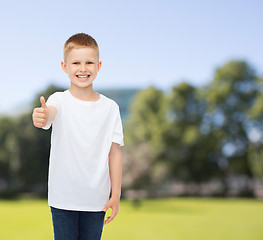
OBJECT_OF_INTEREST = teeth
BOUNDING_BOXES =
[77,75,89,78]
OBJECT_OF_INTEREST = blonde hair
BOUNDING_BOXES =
[63,33,99,61]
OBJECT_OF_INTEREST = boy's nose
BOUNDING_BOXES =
[80,64,87,72]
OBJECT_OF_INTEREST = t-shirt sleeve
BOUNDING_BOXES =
[112,105,124,146]
[42,92,60,130]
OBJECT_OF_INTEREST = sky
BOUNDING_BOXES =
[0,0,262,113]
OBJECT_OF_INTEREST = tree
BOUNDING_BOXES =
[205,60,259,177]
[2,85,66,196]
[123,86,168,189]
[16,85,65,194]
[247,76,263,180]
[0,116,18,195]
[124,86,167,155]
[161,82,220,182]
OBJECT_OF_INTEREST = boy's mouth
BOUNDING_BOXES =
[76,74,91,81]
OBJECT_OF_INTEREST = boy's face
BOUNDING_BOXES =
[61,47,102,89]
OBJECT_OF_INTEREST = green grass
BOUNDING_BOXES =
[0,198,262,240]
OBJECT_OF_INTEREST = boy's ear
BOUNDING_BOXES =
[61,61,68,73]
[98,61,102,71]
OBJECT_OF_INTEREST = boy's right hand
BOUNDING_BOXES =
[32,96,49,128]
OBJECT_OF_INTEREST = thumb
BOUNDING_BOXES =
[40,96,47,109]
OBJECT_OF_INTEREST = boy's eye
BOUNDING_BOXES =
[72,62,94,65]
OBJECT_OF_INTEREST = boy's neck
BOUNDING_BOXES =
[69,84,100,102]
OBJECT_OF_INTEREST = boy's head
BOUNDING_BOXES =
[61,33,102,90]
[63,33,99,62]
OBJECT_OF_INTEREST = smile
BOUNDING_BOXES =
[76,75,91,81]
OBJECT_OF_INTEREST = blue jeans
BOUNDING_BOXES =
[50,206,105,240]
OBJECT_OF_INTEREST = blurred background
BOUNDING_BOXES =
[0,0,263,239]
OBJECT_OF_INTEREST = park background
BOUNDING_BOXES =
[0,0,263,239]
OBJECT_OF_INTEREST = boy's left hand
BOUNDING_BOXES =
[102,197,120,225]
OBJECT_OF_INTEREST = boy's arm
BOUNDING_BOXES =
[103,142,122,225]
[32,96,57,128]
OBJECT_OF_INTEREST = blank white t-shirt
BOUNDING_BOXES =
[43,90,124,211]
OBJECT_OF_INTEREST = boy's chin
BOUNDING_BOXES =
[71,80,94,89]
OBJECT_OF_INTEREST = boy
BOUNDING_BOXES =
[32,33,124,240]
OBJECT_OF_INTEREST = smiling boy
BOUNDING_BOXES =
[32,33,124,240]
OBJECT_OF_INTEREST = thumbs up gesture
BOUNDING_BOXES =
[32,96,49,128]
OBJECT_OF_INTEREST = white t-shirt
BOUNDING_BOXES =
[42,90,124,211]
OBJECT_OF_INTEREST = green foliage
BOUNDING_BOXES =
[0,117,18,181]
[1,60,263,197]
[124,60,263,189]
[0,85,65,197]
[162,82,220,182]
[248,144,263,180]
[248,77,263,120]
[122,86,169,189]
[15,113,50,192]
[124,86,167,153]
[205,61,260,177]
